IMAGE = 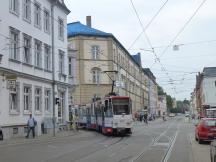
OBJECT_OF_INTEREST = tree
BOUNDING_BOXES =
[166,95,173,112]
[158,85,166,95]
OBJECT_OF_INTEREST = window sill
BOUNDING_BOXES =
[44,69,52,73]
[23,18,31,24]
[9,10,19,17]
[9,110,20,115]
[58,37,64,42]
[44,30,50,35]
[34,24,41,30]
[23,62,33,67]
[35,111,42,115]
[23,110,32,115]
[9,58,21,64]
[34,66,43,70]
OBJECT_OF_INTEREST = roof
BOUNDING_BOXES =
[132,53,141,67]
[51,0,70,14]
[67,22,112,38]
[67,21,141,67]
[203,67,216,77]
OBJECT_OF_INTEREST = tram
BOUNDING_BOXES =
[205,108,216,118]
[77,94,133,135]
[97,95,133,135]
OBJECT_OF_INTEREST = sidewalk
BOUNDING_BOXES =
[0,130,81,147]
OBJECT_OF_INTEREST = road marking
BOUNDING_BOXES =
[162,131,179,162]
[131,119,178,162]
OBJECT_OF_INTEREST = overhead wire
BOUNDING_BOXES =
[128,0,169,50]
[150,0,208,68]
[130,0,177,94]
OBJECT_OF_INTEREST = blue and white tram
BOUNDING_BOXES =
[95,95,133,135]
[78,106,87,128]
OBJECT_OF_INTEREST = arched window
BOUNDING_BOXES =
[91,67,101,84]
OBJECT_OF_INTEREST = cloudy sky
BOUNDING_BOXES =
[65,0,216,100]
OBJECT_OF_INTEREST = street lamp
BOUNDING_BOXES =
[0,54,3,64]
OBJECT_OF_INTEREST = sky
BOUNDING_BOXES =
[64,0,216,100]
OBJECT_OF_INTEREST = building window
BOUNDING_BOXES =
[91,46,100,60]
[13,127,18,134]
[44,44,51,70]
[23,0,31,22]
[34,40,42,68]
[34,2,41,29]
[58,91,65,123]
[68,57,72,76]
[45,89,51,112]
[44,9,50,34]
[24,85,31,111]
[9,27,20,61]
[35,87,42,112]
[59,50,65,74]
[92,68,101,84]
[58,18,64,40]
[9,83,20,112]
[23,34,31,64]
[9,0,19,16]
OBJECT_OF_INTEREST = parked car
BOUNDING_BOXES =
[0,127,3,140]
[210,140,216,162]
[169,113,175,117]
[195,118,216,144]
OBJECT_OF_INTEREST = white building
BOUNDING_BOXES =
[157,95,167,116]
[197,67,216,109]
[143,68,158,118]
[0,0,71,139]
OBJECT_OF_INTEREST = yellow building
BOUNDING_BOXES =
[67,18,148,113]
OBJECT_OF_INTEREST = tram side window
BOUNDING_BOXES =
[104,100,112,117]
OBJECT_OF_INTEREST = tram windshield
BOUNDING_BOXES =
[206,108,216,118]
[112,99,131,115]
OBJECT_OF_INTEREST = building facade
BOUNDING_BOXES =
[157,95,167,116]
[0,0,71,139]
[143,68,158,118]
[67,18,149,114]
[196,67,216,116]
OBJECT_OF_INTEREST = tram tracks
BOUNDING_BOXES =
[131,119,181,162]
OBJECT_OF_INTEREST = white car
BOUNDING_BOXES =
[169,113,175,117]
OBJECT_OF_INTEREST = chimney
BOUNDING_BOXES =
[86,16,92,27]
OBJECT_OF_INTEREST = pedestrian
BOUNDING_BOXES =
[72,113,79,132]
[143,112,148,124]
[26,114,37,138]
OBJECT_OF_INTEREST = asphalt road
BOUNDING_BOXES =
[0,116,210,162]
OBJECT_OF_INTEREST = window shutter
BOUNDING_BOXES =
[16,82,20,112]
[29,87,32,112]
[39,46,42,67]
[40,89,42,112]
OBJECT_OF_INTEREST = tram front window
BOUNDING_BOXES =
[112,99,130,115]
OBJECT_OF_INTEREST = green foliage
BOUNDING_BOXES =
[158,85,166,95]
[166,95,173,112]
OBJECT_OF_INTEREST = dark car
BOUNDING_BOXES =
[210,140,216,162]
[195,118,216,144]
[0,127,3,140]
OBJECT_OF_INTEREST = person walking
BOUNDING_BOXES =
[143,112,148,124]
[26,114,37,138]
